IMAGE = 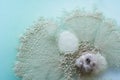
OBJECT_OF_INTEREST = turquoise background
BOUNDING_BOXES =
[0,0,120,80]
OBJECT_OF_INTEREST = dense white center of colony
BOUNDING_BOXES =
[58,31,79,54]
[75,52,107,74]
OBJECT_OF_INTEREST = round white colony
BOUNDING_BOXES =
[58,31,79,54]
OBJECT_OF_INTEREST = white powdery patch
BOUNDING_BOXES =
[58,31,79,54]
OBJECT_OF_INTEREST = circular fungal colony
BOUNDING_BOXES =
[15,10,120,80]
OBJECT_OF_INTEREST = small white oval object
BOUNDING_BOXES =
[58,31,79,54]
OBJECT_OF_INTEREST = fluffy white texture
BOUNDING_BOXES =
[58,31,79,54]
[75,52,107,74]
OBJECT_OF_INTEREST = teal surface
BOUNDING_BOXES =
[0,0,120,80]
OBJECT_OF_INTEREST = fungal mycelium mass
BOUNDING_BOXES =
[58,31,107,80]
[15,10,120,80]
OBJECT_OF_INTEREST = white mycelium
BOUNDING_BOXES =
[58,31,107,78]
[60,41,107,80]
[75,52,107,74]
[58,31,79,54]
[15,10,120,80]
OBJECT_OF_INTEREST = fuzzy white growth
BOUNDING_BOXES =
[75,52,107,74]
[58,31,79,54]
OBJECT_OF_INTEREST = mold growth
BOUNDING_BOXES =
[59,41,107,80]
[58,31,79,54]
[15,10,120,80]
